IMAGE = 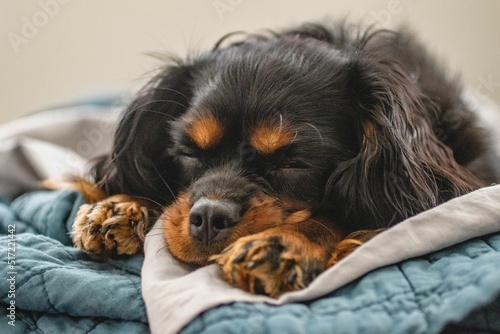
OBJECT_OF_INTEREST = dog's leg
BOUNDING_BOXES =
[212,225,384,297]
[72,195,151,256]
[43,179,154,256]
[211,226,328,298]
[327,229,384,266]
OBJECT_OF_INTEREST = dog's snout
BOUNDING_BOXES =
[189,198,240,245]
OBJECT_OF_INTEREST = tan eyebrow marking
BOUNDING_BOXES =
[186,114,224,149]
[250,123,295,155]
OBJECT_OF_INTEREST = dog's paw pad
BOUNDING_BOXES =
[72,197,148,256]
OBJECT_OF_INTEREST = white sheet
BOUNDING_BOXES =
[0,104,118,198]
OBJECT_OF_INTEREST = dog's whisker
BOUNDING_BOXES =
[155,245,170,255]
[291,130,298,145]
[303,123,325,145]
[162,174,186,188]
[152,165,176,200]
[131,196,166,210]
[301,218,339,239]
[133,108,176,118]
[127,99,188,114]
[145,233,166,237]
[151,86,190,100]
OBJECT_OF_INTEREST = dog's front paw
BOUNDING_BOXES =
[72,195,149,256]
[211,232,326,298]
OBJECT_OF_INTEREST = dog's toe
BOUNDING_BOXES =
[72,196,148,256]
[212,232,326,298]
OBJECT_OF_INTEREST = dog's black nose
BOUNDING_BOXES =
[189,198,240,245]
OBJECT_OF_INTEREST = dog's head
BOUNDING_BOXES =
[95,24,483,264]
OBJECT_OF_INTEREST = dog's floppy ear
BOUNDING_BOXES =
[328,56,483,231]
[92,64,193,204]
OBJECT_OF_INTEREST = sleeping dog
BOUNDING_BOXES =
[67,21,498,298]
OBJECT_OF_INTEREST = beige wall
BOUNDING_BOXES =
[1,0,499,124]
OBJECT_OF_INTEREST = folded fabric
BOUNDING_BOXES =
[0,190,148,333]
[143,185,500,334]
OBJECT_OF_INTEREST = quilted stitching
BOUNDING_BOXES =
[0,190,148,333]
[183,233,500,334]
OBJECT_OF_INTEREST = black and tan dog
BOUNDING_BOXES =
[62,21,497,298]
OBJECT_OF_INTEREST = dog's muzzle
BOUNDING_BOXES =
[186,167,259,247]
[189,197,241,246]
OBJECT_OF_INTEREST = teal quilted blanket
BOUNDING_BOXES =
[1,187,500,333]
[0,190,148,333]
[184,234,500,333]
